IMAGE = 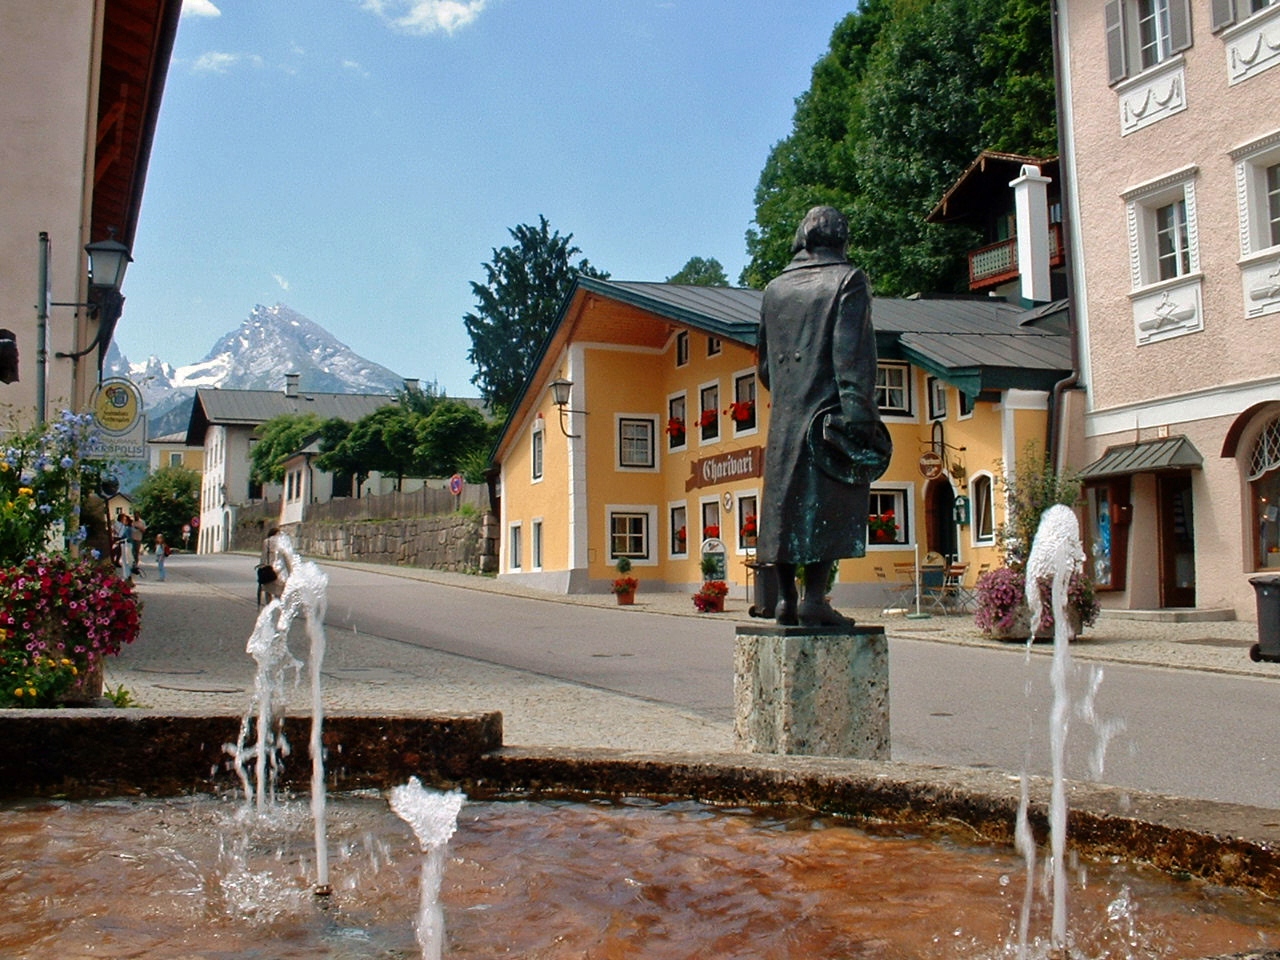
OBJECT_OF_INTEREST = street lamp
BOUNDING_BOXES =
[547,377,586,438]
[35,228,133,424]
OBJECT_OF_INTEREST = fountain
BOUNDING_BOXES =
[0,531,1278,957]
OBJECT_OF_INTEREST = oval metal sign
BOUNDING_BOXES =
[918,451,944,479]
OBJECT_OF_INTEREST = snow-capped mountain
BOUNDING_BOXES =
[107,304,408,439]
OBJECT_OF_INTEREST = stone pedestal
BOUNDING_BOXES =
[734,624,889,759]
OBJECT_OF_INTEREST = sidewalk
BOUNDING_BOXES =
[110,555,1280,756]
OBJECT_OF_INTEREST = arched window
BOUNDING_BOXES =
[1251,415,1280,569]
[971,473,995,545]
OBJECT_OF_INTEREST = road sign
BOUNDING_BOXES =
[449,474,465,496]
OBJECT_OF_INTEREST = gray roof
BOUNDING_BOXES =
[582,278,1072,396]
[185,387,399,446]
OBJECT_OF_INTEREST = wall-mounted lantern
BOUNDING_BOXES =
[548,377,586,438]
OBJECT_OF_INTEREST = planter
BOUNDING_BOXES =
[743,536,757,548]
[698,596,725,613]
[59,657,105,705]
[985,603,1084,643]
[871,530,895,544]
[616,590,635,606]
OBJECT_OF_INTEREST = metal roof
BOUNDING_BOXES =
[580,279,762,341]
[185,387,398,446]
[1078,436,1204,478]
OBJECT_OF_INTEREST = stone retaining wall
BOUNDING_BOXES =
[286,512,495,573]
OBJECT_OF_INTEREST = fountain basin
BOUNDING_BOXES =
[3,708,1279,906]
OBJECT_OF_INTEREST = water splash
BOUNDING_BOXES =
[390,777,466,960]
[226,533,332,893]
[1023,504,1086,954]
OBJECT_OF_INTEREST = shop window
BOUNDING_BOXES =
[1085,479,1131,589]
[1250,415,1280,568]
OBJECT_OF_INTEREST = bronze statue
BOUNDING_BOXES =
[756,206,891,626]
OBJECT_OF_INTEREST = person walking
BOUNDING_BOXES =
[113,514,134,580]
[154,533,169,581]
[258,526,291,603]
[130,515,146,578]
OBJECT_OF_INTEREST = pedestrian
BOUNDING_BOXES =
[756,205,891,626]
[258,526,291,602]
[154,533,170,581]
[130,515,146,577]
[114,514,134,580]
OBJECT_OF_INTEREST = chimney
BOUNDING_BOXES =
[284,372,299,398]
[1010,164,1052,304]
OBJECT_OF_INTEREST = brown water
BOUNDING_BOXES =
[1,793,1276,959]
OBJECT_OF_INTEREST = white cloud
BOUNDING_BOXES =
[360,0,487,36]
[191,51,264,73]
[272,274,291,292]
[182,0,222,17]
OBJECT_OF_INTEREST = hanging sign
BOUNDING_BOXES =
[686,445,763,491]
[918,450,944,479]
[91,378,146,460]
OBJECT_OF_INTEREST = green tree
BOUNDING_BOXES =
[464,216,608,413]
[325,405,426,492]
[250,413,323,487]
[131,465,200,552]
[666,257,729,286]
[741,0,1056,295]
[414,400,492,477]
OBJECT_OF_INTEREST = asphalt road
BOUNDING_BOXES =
[139,554,1280,810]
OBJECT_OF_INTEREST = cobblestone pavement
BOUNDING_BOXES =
[111,555,1280,755]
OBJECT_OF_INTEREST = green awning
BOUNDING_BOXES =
[1078,436,1203,479]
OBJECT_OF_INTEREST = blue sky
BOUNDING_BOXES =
[118,0,857,397]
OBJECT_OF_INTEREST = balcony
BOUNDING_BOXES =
[968,222,1063,291]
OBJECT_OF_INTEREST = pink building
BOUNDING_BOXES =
[1057,0,1280,618]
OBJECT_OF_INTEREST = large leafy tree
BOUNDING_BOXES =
[666,257,729,286]
[742,0,1056,295]
[464,216,608,414]
[414,400,493,478]
[250,413,323,486]
[131,465,201,551]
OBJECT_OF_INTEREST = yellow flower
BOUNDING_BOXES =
[13,688,23,697]
[26,687,36,697]
[17,487,33,497]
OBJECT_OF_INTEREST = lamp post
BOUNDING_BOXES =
[35,229,133,425]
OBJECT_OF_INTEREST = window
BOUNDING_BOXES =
[1123,168,1199,288]
[958,391,976,419]
[670,504,688,556]
[1085,479,1131,589]
[707,336,722,357]
[1268,163,1280,247]
[927,377,948,421]
[1233,132,1280,256]
[701,500,721,540]
[668,394,687,450]
[1155,199,1191,280]
[1212,0,1279,32]
[868,488,909,545]
[531,426,544,481]
[675,331,689,367]
[699,384,720,442]
[737,494,758,550]
[971,474,995,545]
[731,373,757,432]
[509,524,522,571]
[875,363,912,416]
[1251,415,1280,569]
[531,520,543,570]
[617,417,656,469]
[168,452,183,467]
[1106,0,1191,84]
[610,512,649,560]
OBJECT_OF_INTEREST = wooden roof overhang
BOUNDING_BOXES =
[92,0,182,249]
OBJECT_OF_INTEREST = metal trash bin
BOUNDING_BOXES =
[747,562,777,619]
[1249,575,1280,663]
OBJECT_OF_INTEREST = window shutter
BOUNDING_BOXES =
[1168,0,1193,52]
[1105,1,1127,85]
[1210,0,1237,33]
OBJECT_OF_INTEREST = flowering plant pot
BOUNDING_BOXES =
[703,525,720,539]
[693,579,729,612]
[611,576,638,603]
[974,566,1099,642]
[868,512,898,543]
[666,417,686,444]
[728,401,755,424]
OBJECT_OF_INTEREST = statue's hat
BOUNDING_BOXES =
[807,404,893,485]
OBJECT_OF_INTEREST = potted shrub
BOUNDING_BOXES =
[700,554,721,580]
[666,417,686,446]
[740,514,757,547]
[693,579,728,613]
[611,557,638,605]
[703,524,720,540]
[974,566,1100,642]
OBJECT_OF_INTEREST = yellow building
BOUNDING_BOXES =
[491,278,1071,608]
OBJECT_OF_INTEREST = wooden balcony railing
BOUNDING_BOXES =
[968,222,1063,290]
